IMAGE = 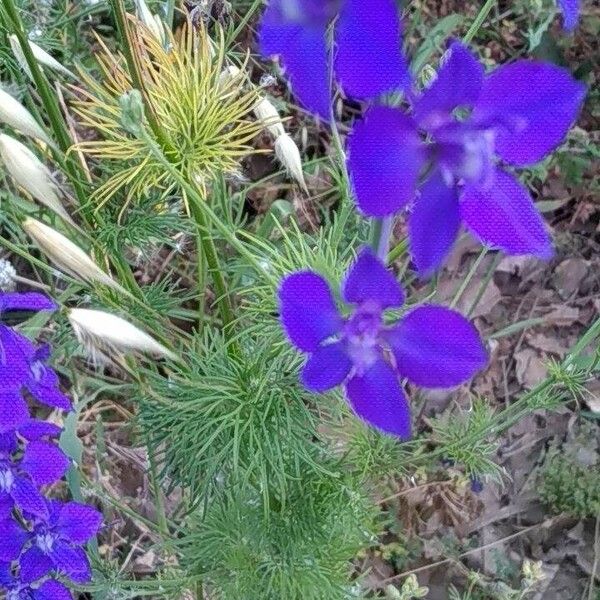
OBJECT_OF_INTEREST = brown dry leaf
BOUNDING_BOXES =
[525,332,568,357]
[545,306,580,326]
[515,349,547,389]
[552,259,590,300]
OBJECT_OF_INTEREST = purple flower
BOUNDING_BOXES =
[0,439,70,520]
[0,564,72,600]
[557,0,580,31]
[19,500,102,585]
[258,0,408,119]
[347,41,586,276]
[278,248,487,437]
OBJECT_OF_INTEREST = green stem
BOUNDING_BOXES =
[109,0,175,155]
[463,0,497,43]
[449,248,487,309]
[370,216,394,262]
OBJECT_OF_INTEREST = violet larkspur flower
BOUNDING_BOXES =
[0,564,72,600]
[0,437,70,520]
[278,248,487,437]
[19,500,102,585]
[258,0,409,119]
[347,41,586,276]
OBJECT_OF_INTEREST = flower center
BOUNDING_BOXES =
[344,305,383,375]
[36,532,55,554]
[30,359,45,382]
[280,0,339,25]
[0,466,14,492]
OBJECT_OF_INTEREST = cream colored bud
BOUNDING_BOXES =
[274,133,307,193]
[0,134,74,226]
[134,0,167,44]
[254,97,285,138]
[218,65,241,88]
[23,217,126,294]
[0,88,52,145]
[9,35,77,80]
[68,308,177,361]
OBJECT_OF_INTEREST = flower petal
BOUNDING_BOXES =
[0,518,27,561]
[0,325,34,389]
[335,0,409,100]
[460,168,553,258]
[259,2,331,119]
[474,61,586,166]
[557,0,580,31]
[413,41,484,127]
[20,546,55,584]
[0,292,56,314]
[409,171,461,277]
[345,359,411,438]
[278,272,343,352]
[33,580,73,600]
[57,502,103,545]
[301,341,352,392]
[0,389,29,433]
[386,305,487,388]
[20,441,70,486]
[348,107,424,217]
[19,420,63,441]
[342,247,404,308]
[11,475,48,519]
[50,541,91,582]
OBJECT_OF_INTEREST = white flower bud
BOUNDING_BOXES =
[68,308,178,361]
[0,87,52,145]
[218,65,241,88]
[0,258,16,292]
[274,133,307,193]
[254,96,285,138]
[134,0,167,44]
[23,217,126,294]
[9,35,77,80]
[0,134,75,226]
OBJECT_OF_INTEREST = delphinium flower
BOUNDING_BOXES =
[278,248,487,437]
[0,290,103,598]
[258,0,409,119]
[347,41,586,276]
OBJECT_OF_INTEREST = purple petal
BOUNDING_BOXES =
[386,305,487,388]
[409,171,461,277]
[11,476,48,519]
[278,272,342,352]
[342,247,404,308]
[33,580,73,600]
[0,389,30,433]
[558,0,579,30]
[0,292,56,314]
[460,168,553,258]
[473,61,586,166]
[335,0,409,100]
[0,518,27,561]
[56,502,103,545]
[0,496,13,520]
[301,341,352,392]
[50,541,91,582]
[20,546,55,584]
[19,420,63,441]
[348,107,424,217]
[0,325,34,389]
[27,380,72,412]
[345,359,411,438]
[413,41,484,127]
[20,441,70,486]
[259,2,331,119]
[0,562,12,586]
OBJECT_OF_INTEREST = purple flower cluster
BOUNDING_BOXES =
[262,0,586,437]
[0,292,102,599]
[279,248,487,438]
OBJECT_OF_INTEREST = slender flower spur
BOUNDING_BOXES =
[557,0,580,31]
[278,248,487,437]
[258,0,409,119]
[347,41,586,276]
